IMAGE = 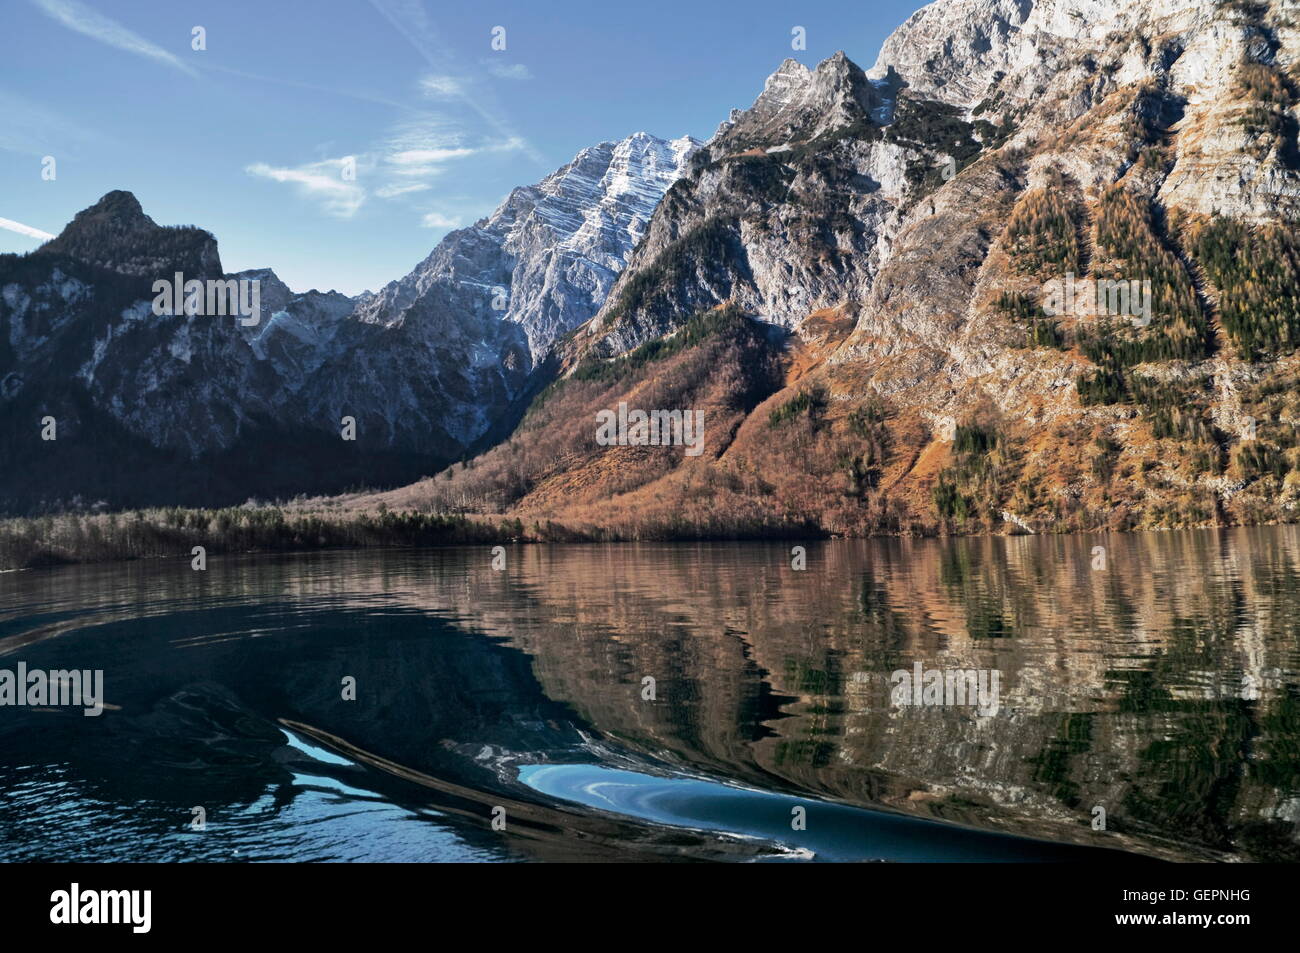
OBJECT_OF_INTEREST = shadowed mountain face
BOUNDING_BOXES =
[8,0,1300,540]
[292,133,700,458]
[32,190,222,279]
[2,529,1297,861]
[0,134,696,516]
[395,0,1300,541]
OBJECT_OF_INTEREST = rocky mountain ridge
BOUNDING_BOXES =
[0,132,696,512]
[383,0,1300,541]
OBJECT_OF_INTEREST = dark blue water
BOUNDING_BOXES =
[2,530,1297,861]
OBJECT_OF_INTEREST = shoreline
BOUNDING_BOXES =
[2,502,1289,571]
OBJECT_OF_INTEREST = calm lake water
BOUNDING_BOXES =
[2,528,1298,862]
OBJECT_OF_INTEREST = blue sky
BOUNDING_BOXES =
[1,0,923,295]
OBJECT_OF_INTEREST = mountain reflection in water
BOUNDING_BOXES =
[2,528,1298,862]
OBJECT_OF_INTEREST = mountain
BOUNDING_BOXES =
[33,190,222,279]
[708,52,895,150]
[0,133,696,514]
[381,0,1300,540]
[295,131,699,456]
[0,192,373,512]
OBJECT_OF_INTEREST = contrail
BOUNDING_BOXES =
[31,0,198,77]
[0,216,55,241]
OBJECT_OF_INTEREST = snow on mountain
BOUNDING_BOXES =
[356,131,700,360]
[0,132,698,510]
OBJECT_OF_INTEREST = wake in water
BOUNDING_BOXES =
[2,535,1298,862]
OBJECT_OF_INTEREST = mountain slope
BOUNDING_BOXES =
[375,0,1300,539]
[0,133,697,514]
[295,132,700,457]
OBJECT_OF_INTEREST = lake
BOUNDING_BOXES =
[2,528,1298,862]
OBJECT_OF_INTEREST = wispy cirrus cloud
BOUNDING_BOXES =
[367,0,541,162]
[0,216,55,241]
[203,63,421,114]
[379,113,524,180]
[389,146,476,167]
[418,74,464,98]
[485,61,532,81]
[239,0,536,230]
[31,0,197,77]
[0,89,99,157]
[379,117,524,229]
[420,212,461,228]
[245,123,522,219]
[383,134,525,180]
[375,182,431,199]
[245,157,367,218]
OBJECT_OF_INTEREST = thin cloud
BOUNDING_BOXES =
[488,136,527,154]
[486,62,532,80]
[367,0,541,162]
[387,164,447,179]
[32,0,197,77]
[0,216,55,241]
[389,146,476,165]
[419,75,464,98]
[246,157,366,218]
[203,63,424,114]
[376,183,431,198]
[0,90,99,157]
[381,117,476,179]
[420,212,460,228]
[383,135,525,180]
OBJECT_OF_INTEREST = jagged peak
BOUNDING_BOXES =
[592,130,702,157]
[230,267,353,302]
[765,57,813,89]
[820,50,856,70]
[232,267,291,295]
[355,129,697,356]
[708,50,878,151]
[865,0,1231,108]
[620,130,665,144]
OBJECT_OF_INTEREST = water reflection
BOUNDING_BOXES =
[1,527,1297,861]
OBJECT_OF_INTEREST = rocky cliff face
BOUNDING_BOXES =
[298,131,700,456]
[399,0,1300,540]
[709,52,892,149]
[576,52,909,359]
[500,131,700,357]
[869,0,1300,220]
[0,192,382,511]
[10,0,1300,530]
[0,133,696,513]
